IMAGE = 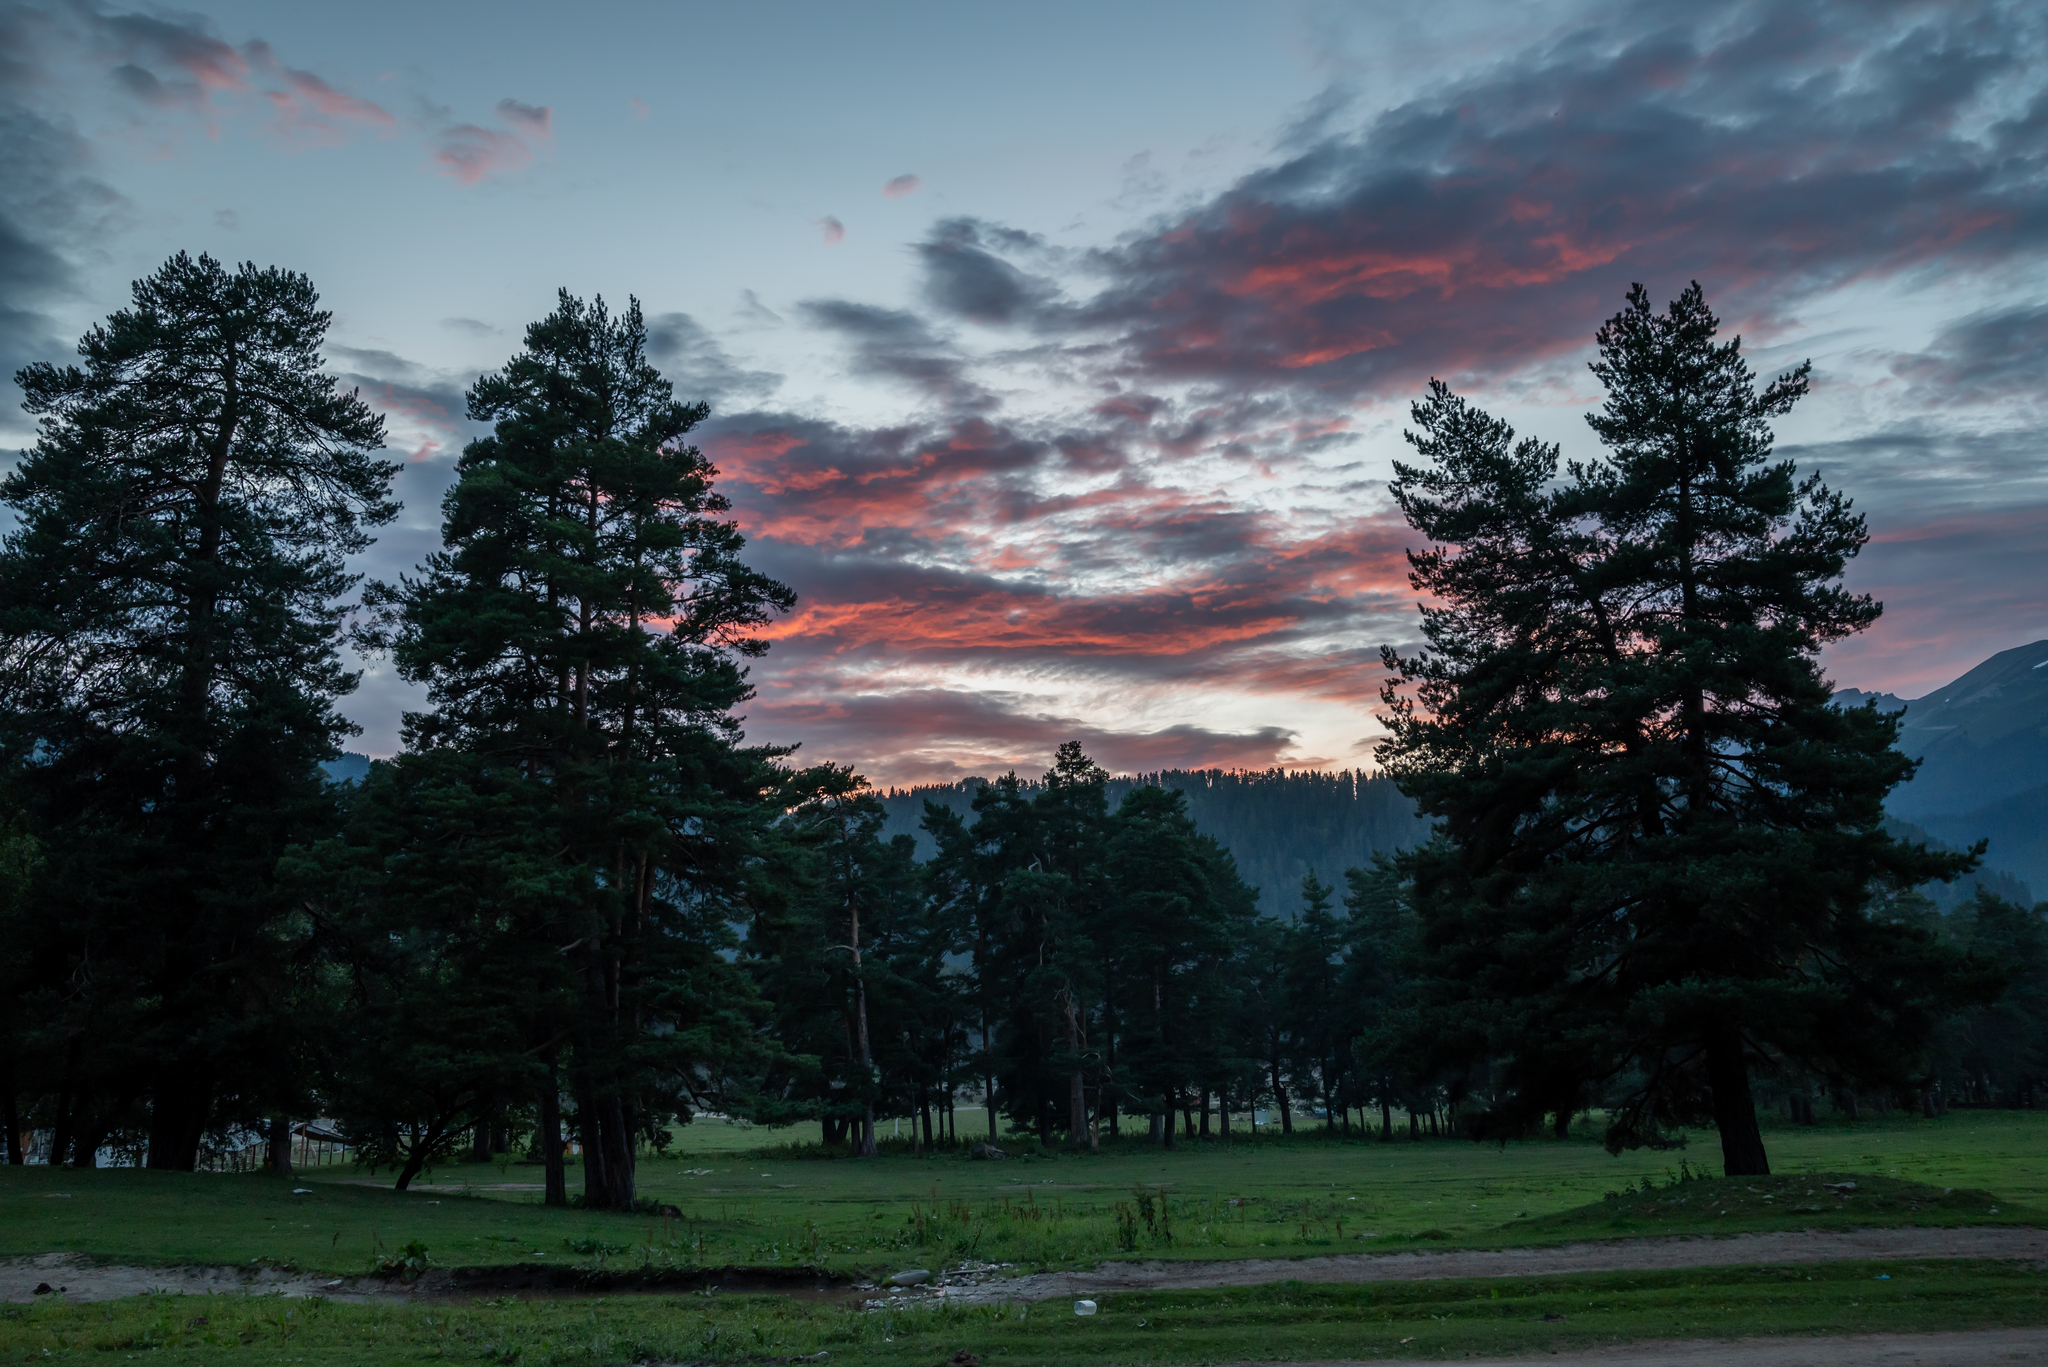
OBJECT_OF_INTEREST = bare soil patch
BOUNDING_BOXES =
[9,1225,2043,1309]
[934,1224,2048,1303]
[2,1253,856,1304]
[1241,1326,2048,1367]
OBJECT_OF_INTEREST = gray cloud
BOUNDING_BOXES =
[644,311,782,405]
[1892,304,2048,404]
[917,218,1059,326]
[796,299,992,409]
[0,9,129,434]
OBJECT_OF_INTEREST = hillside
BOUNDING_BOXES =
[1838,639,2048,898]
[1880,640,2048,819]
[327,638,2048,916]
[877,768,1430,916]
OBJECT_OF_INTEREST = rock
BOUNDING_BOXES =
[970,1142,1007,1160]
[889,1268,932,1287]
[930,1354,979,1367]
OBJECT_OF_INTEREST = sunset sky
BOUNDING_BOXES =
[6,0,2047,783]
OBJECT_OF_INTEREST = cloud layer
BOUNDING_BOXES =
[690,0,2048,782]
[10,0,2047,784]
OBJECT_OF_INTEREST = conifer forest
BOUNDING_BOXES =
[3,254,2044,1210]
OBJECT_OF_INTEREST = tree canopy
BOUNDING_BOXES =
[0,259,2018,1180]
[0,252,396,1170]
[1377,282,1992,1174]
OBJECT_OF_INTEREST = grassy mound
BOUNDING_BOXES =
[1493,1169,2027,1243]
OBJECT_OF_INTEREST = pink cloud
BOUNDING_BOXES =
[883,173,921,199]
[260,64,394,147]
[818,216,846,244]
[282,68,391,126]
[431,124,532,183]
[629,97,649,120]
[429,99,551,184]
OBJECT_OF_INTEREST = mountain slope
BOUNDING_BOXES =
[877,768,1429,916]
[1882,639,2048,819]
[1835,640,2048,898]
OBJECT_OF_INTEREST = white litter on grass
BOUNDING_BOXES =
[292,1189,312,1195]
[1074,1300,1098,1316]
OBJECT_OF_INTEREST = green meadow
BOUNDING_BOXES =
[3,1110,2042,1276]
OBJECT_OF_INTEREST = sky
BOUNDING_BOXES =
[5,0,2047,784]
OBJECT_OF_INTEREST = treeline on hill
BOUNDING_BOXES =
[1,258,2044,1204]
[877,769,1430,917]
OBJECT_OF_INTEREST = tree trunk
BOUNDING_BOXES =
[1706,1026,1770,1176]
[393,1129,436,1191]
[576,1079,608,1206]
[1063,986,1089,1148]
[268,1117,293,1177]
[50,1083,75,1171]
[146,1080,211,1171]
[850,898,878,1158]
[1219,1087,1231,1141]
[1380,1098,1392,1141]
[540,1067,567,1208]
[2,1087,20,1164]
[1553,1109,1571,1140]
[472,1122,491,1163]
[600,1093,635,1209]
[69,1102,101,1168]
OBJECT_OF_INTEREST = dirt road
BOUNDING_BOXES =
[1234,1327,2048,1366]
[0,1252,393,1303]
[8,1225,2046,1307]
[920,1225,2048,1303]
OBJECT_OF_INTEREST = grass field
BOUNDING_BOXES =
[2,1111,2042,1277]
[4,1258,2045,1365]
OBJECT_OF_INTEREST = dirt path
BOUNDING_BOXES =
[1,1252,399,1303]
[922,1225,2048,1303]
[1231,1327,2048,1367]
[8,1226,2045,1307]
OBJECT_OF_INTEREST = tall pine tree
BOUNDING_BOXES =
[374,290,793,1208]
[0,253,396,1168]
[1380,283,1984,1174]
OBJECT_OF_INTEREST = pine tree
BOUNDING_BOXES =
[1105,784,1255,1146]
[0,252,396,1168]
[375,290,793,1208]
[1282,872,1348,1131]
[1380,283,1984,1174]
[292,753,571,1190]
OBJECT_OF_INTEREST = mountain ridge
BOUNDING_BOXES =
[1836,638,2048,899]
